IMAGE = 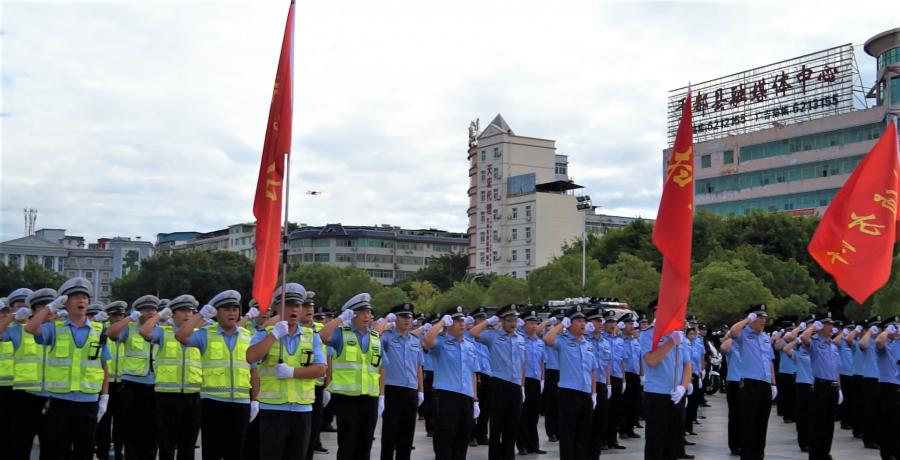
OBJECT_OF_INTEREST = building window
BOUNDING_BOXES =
[525,206,532,218]
[85,271,94,280]
[101,285,110,293]
[511,271,517,278]
[479,232,485,244]
[481,150,486,161]
[101,271,109,281]
[723,150,734,164]
[525,248,531,260]
[480,170,485,183]
[555,163,567,175]
[525,270,530,278]
[67,270,76,278]
[336,254,355,263]
[479,252,485,264]
[512,207,518,219]
[43,256,54,271]
[314,254,330,262]
[511,228,518,240]
[701,155,711,168]
[493,147,500,158]
[493,188,499,200]
[480,191,485,202]
[86,257,93,266]
[493,230,498,241]
[511,250,518,261]
[433,244,452,253]
[104,258,111,266]
[525,227,532,239]
[58,258,66,273]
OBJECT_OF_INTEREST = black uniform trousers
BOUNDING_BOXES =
[306,384,325,460]
[850,375,864,438]
[433,389,474,460]
[810,379,838,460]
[794,382,812,451]
[381,385,418,460]
[199,398,249,460]
[121,380,157,460]
[622,372,641,434]
[45,397,99,460]
[94,381,124,460]
[685,373,701,433]
[643,392,682,460]
[739,378,772,460]
[332,393,379,460]
[862,376,880,445]
[879,382,900,459]
[10,389,49,460]
[542,368,560,439]
[472,372,491,443]
[725,380,742,454]
[558,388,592,460]
[0,386,11,448]
[775,372,795,420]
[421,370,435,435]
[489,377,522,460]
[517,377,542,453]
[258,409,311,460]
[589,386,609,460]
[155,392,200,460]
[606,375,623,447]
[838,374,852,427]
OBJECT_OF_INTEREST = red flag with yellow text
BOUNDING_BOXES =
[252,1,294,314]
[651,93,694,350]
[808,120,899,304]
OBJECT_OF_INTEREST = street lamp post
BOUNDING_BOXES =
[575,195,593,292]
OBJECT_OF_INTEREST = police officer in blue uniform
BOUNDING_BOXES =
[542,311,563,444]
[543,304,598,460]
[730,304,776,460]
[846,319,867,440]
[774,319,797,424]
[379,302,424,460]
[620,314,642,439]
[873,315,899,458]
[836,320,855,430]
[516,308,547,456]
[859,315,883,449]
[423,306,480,460]
[470,304,526,460]
[467,306,492,446]
[800,312,842,460]
[780,315,814,453]
[601,309,626,450]
[720,328,742,456]
[586,307,611,460]
[96,301,128,460]
[641,317,693,460]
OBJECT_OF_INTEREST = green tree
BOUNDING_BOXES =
[408,280,440,315]
[403,253,469,291]
[484,276,529,307]
[0,261,66,296]
[594,253,660,309]
[371,287,411,317]
[329,266,384,311]
[688,260,774,326]
[869,254,900,317]
[771,294,815,319]
[285,263,343,308]
[527,264,578,304]
[433,282,486,312]
[590,219,661,269]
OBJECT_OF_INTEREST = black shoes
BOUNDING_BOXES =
[312,446,329,454]
[518,448,528,455]
[678,454,695,459]
[608,444,626,450]
[548,434,558,442]
[684,440,696,446]
[624,432,641,439]
[469,439,479,447]
[321,424,337,433]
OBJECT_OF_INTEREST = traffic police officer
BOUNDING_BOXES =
[641,317,692,460]
[25,277,111,460]
[800,312,842,460]
[621,314,642,439]
[587,307,611,460]
[874,315,899,458]
[470,303,526,460]
[775,320,797,424]
[602,309,626,450]
[245,283,326,460]
[858,315,882,449]
[836,320,855,430]
[423,306,480,460]
[107,294,161,460]
[542,311,563,444]
[720,329,742,456]
[175,290,255,460]
[138,294,203,460]
[467,306,492,446]
[0,287,32,431]
[378,302,424,460]
[780,316,814,453]
[301,294,330,458]
[517,308,547,456]
[729,304,776,460]
[318,293,383,460]
[543,304,598,460]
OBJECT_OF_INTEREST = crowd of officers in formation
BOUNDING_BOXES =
[0,277,897,460]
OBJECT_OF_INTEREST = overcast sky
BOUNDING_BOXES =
[0,0,895,243]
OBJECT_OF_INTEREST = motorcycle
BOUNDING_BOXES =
[704,341,723,395]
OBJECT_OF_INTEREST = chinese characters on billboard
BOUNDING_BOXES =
[667,44,856,145]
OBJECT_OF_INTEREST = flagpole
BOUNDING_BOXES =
[277,152,291,363]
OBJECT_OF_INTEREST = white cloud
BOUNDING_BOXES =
[0,0,895,242]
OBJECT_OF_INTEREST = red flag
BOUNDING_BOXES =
[808,120,899,304]
[253,1,295,314]
[651,93,694,350]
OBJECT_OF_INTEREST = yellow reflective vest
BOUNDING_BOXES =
[45,320,105,394]
[257,326,315,405]
[0,340,14,387]
[13,326,47,392]
[329,325,381,397]
[155,326,202,394]
[122,323,153,377]
[201,327,251,401]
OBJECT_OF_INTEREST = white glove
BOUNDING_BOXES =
[549,317,558,326]
[339,309,355,323]
[417,392,425,407]
[622,381,627,393]
[617,321,625,329]
[199,304,217,320]
[640,375,646,384]
[813,321,823,331]
[271,320,290,339]
[686,383,694,395]
[842,328,850,336]
[97,394,109,422]
[487,315,500,326]
[204,318,214,326]
[158,308,173,321]
[869,326,879,335]
[585,322,595,333]
[670,385,686,404]
[607,384,612,399]
[93,311,109,322]
[592,393,597,409]
[799,322,807,332]
[473,401,480,419]
[249,401,259,422]
[386,313,396,323]
[56,310,68,319]
[421,323,433,333]
[887,325,898,334]
[48,295,68,313]
[521,386,526,402]
[129,310,141,321]
[383,321,395,331]
[632,321,639,328]
[561,317,571,329]
[322,390,331,407]
[747,312,757,322]
[464,316,474,326]
[275,363,294,379]
[378,395,385,417]
[698,377,703,389]
[246,307,260,319]
[14,307,31,321]
[669,330,684,345]
[540,380,544,393]
[771,330,782,340]
[838,389,844,405]
[441,315,453,327]
[771,385,778,400]
[516,318,524,328]
[855,325,863,334]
